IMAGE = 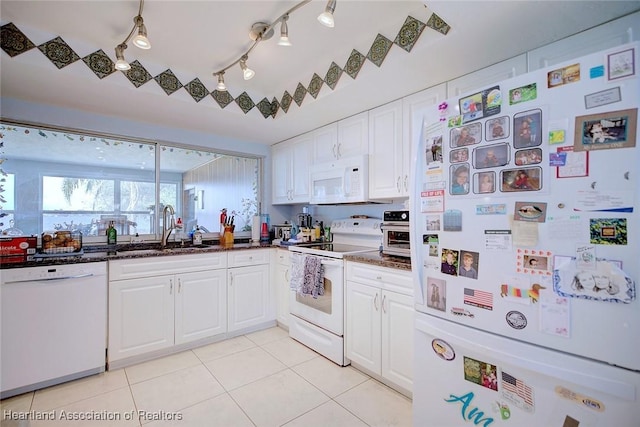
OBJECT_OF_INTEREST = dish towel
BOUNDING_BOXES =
[290,252,305,292]
[302,255,324,298]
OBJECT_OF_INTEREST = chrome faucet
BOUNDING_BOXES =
[161,204,175,248]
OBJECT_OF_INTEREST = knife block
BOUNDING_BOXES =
[222,227,234,246]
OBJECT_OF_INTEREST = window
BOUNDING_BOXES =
[0,122,261,242]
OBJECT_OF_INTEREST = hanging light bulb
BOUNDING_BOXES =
[131,16,151,49]
[318,0,336,28]
[215,72,227,91]
[114,44,131,71]
[278,14,292,46]
[240,57,255,80]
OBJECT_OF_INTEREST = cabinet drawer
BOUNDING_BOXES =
[346,262,413,295]
[228,248,270,267]
[109,252,227,281]
[274,248,291,266]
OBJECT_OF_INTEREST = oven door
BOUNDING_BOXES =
[382,224,411,257]
[289,257,344,335]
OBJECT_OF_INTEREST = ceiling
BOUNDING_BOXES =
[1,1,639,148]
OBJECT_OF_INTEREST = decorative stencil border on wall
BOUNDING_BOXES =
[1,14,450,119]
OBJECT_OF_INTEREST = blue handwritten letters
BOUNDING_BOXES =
[444,392,495,426]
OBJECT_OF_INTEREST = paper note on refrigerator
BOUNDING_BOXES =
[539,287,571,338]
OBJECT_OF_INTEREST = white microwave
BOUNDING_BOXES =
[309,155,373,205]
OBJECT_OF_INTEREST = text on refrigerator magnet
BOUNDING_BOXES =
[505,311,528,329]
[451,307,475,318]
[554,386,605,412]
[432,338,455,361]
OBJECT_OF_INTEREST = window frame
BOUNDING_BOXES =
[0,119,262,245]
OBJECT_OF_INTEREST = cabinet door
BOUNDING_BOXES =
[275,259,291,327]
[174,270,227,345]
[272,141,293,204]
[369,100,404,199]
[108,276,174,361]
[337,112,369,159]
[312,122,338,163]
[402,84,447,195]
[527,11,639,71]
[290,134,312,203]
[381,290,414,393]
[346,281,381,374]
[228,264,271,332]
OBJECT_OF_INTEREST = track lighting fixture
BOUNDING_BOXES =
[318,0,336,28]
[278,14,292,47]
[216,72,227,91]
[212,0,337,91]
[131,16,151,50]
[113,0,150,71]
[114,43,131,71]
[240,57,255,80]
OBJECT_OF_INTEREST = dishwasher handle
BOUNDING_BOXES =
[4,273,95,284]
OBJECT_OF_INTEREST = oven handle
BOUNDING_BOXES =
[381,223,410,232]
[320,259,343,267]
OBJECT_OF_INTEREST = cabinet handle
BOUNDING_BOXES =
[332,144,337,159]
[337,143,342,158]
[178,279,182,293]
[374,293,379,311]
[285,268,290,282]
[169,279,173,294]
[403,175,408,192]
[396,177,401,192]
[376,276,382,280]
[382,294,387,314]
[229,272,233,286]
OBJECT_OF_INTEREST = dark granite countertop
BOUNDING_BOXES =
[1,241,274,269]
[344,251,412,271]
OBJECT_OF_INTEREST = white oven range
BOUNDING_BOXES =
[288,218,382,366]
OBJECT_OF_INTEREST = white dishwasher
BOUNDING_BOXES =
[1,261,107,399]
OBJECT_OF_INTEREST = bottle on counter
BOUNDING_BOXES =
[107,221,117,245]
[192,225,203,245]
[314,221,321,241]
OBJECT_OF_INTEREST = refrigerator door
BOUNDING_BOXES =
[409,41,640,371]
[414,313,640,427]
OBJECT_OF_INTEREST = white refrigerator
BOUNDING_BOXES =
[410,42,640,426]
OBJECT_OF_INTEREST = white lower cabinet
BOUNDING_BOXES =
[108,253,227,362]
[346,262,414,395]
[272,249,291,328]
[227,249,272,332]
[175,269,227,345]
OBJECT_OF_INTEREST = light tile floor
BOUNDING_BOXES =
[1,327,413,427]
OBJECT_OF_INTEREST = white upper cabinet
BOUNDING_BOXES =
[368,100,404,199]
[398,84,447,197]
[528,11,639,71]
[272,134,312,205]
[313,112,368,164]
[312,123,338,164]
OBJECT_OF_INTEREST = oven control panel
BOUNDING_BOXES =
[383,210,409,223]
